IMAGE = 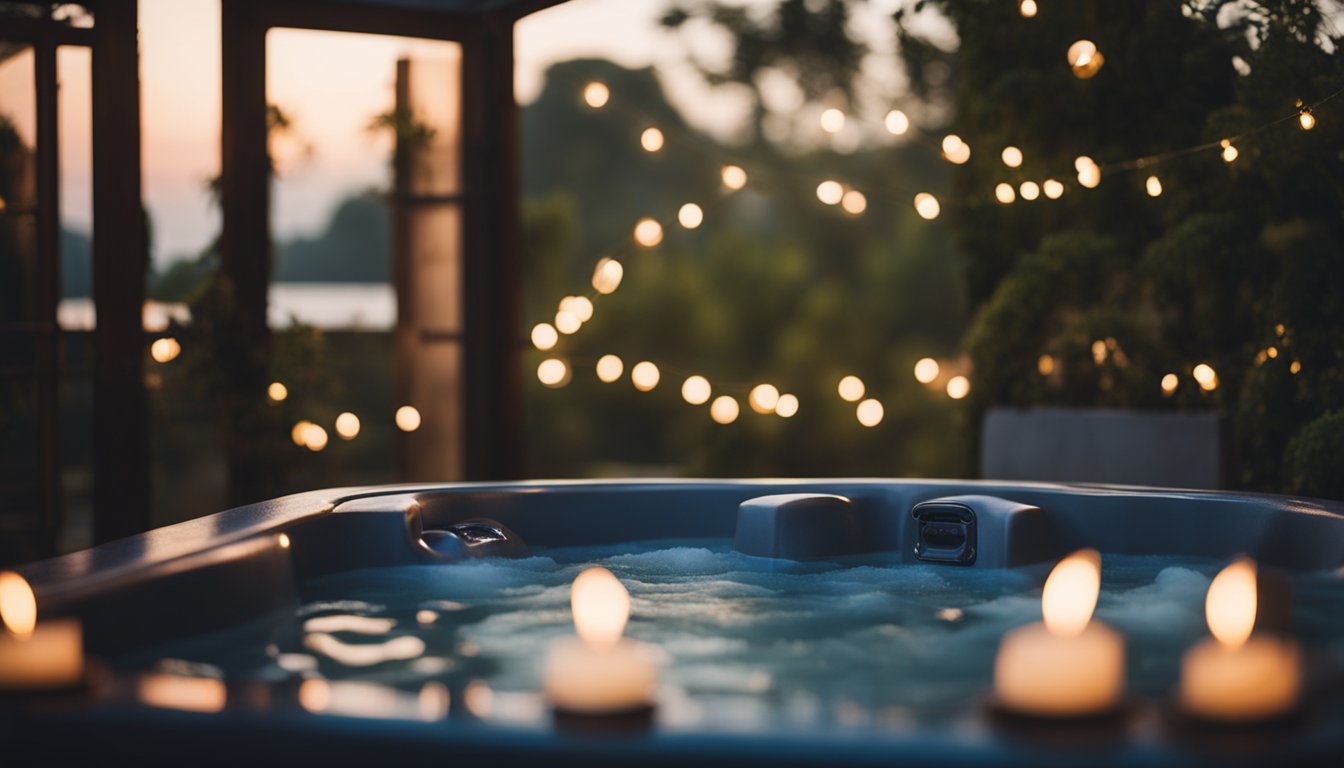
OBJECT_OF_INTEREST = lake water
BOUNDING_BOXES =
[57,283,395,332]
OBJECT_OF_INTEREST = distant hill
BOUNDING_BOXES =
[273,190,390,283]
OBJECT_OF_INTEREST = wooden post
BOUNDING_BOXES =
[34,40,60,552]
[91,0,151,542]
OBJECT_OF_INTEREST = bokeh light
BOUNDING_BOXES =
[1038,355,1055,376]
[583,82,609,108]
[914,193,941,220]
[531,322,558,351]
[856,398,884,427]
[884,109,909,135]
[941,135,970,164]
[748,384,780,414]
[1145,175,1163,197]
[841,190,867,215]
[721,165,747,190]
[634,218,663,247]
[1043,179,1065,199]
[592,258,624,294]
[1019,181,1040,201]
[816,180,844,205]
[1220,139,1238,163]
[595,354,624,383]
[681,375,711,405]
[678,203,704,229]
[395,405,421,432]
[775,394,799,418]
[1001,146,1023,168]
[710,395,739,424]
[837,375,865,402]
[1019,0,1038,17]
[946,376,971,400]
[631,361,660,391]
[914,357,940,383]
[1067,40,1104,78]
[537,358,570,388]
[150,337,181,363]
[335,412,360,440]
[267,381,288,402]
[819,108,845,134]
[995,183,1016,204]
[1161,373,1179,395]
[555,310,581,335]
[1193,363,1219,391]
[640,127,664,152]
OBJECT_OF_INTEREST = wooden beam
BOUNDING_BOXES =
[34,41,60,552]
[91,0,150,542]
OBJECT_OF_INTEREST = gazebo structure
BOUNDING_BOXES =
[0,0,565,560]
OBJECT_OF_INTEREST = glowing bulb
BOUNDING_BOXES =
[837,375,865,402]
[531,323,559,351]
[1267,346,1278,359]
[775,394,799,418]
[334,412,360,440]
[150,337,181,363]
[1078,163,1101,189]
[1206,557,1257,648]
[570,567,628,647]
[721,165,747,190]
[856,398,884,427]
[678,203,704,229]
[1001,146,1023,168]
[914,357,940,383]
[820,108,845,134]
[1193,363,1218,391]
[1161,373,1179,395]
[816,180,844,205]
[633,218,663,247]
[583,82,609,108]
[1299,110,1316,131]
[1290,360,1301,374]
[1042,549,1101,637]
[942,135,970,164]
[681,375,711,405]
[1038,354,1055,376]
[946,375,970,399]
[884,109,910,135]
[267,381,288,402]
[290,421,313,447]
[277,533,290,549]
[840,190,867,215]
[0,571,37,638]
[914,193,941,220]
[710,395,739,424]
[1145,175,1163,197]
[1019,0,1037,17]
[1019,181,1040,201]
[569,296,594,323]
[748,384,780,414]
[1067,40,1104,78]
[1220,139,1238,163]
[537,358,570,388]
[1043,179,1064,199]
[592,258,624,294]
[631,361,660,391]
[304,424,329,452]
[555,310,581,335]
[640,127,664,153]
[595,354,624,383]
[995,183,1016,204]
[395,405,421,432]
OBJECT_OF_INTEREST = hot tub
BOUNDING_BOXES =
[7,479,1344,767]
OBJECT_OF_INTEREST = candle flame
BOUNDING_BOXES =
[1206,557,1257,648]
[0,571,37,638]
[1041,549,1101,637]
[571,567,629,647]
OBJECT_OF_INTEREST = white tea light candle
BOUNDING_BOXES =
[1180,557,1301,721]
[994,549,1125,716]
[0,571,84,691]
[544,567,659,714]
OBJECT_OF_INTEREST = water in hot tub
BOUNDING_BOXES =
[120,541,1344,731]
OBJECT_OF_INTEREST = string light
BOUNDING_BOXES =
[640,127,664,152]
[1298,104,1316,131]
[303,423,329,452]
[592,258,624,294]
[150,337,181,363]
[634,218,663,247]
[1037,355,1055,376]
[1193,363,1219,391]
[631,361,660,391]
[775,394,799,418]
[837,375,865,402]
[570,296,594,323]
[681,375,711,405]
[1161,373,1179,395]
[914,357,940,383]
[995,183,1016,204]
[267,381,288,402]
[710,395,739,424]
[335,412,360,440]
[946,376,970,400]
[537,358,570,388]
[532,322,559,350]
[555,310,581,334]
[884,109,910,135]
[1043,179,1064,199]
[678,203,704,229]
[1145,175,1163,197]
[583,82,609,109]
[748,384,781,414]
[1001,146,1023,168]
[595,354,624,383]
[856,398,884,427]
[1076,157,1101,188]
[1220,139,1238,163]
[820,108,845,134]
[1067,40,1104,79]
[290,420,314,447]
[721,165,748,190]
[1019,0,1038,18]
[941,134,971,164]
[395,405,421,432]
[816,180,844,205]
[914,193,941,220]
[1019,181,1040,201]
[1290,360,1302,374]
[841,190,867,215]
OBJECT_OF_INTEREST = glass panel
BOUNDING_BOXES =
[405,55,461,196]
[0,45,37,212]
[58,45,91,302]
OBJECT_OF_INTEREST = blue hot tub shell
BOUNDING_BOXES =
[7,479,1344,767]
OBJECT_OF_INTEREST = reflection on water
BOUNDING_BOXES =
[112,541,1344,733]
